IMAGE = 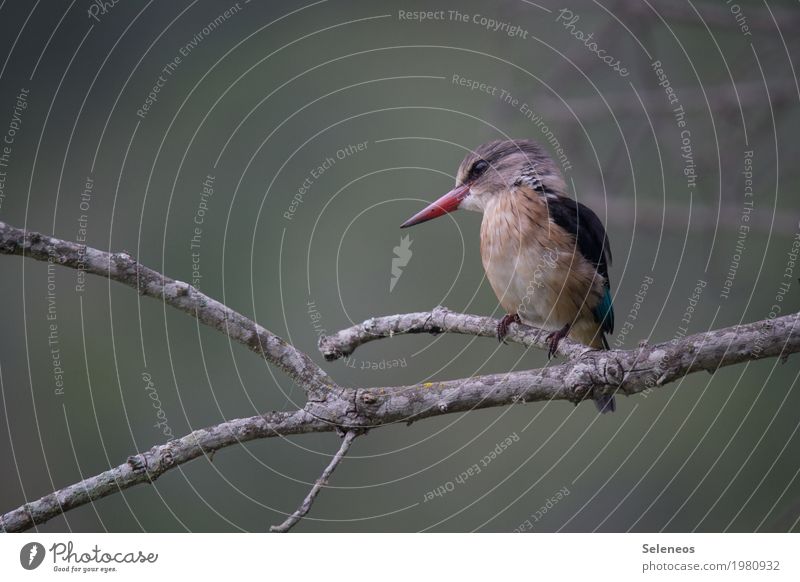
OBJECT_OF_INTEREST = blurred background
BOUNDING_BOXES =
[0,0,799,532]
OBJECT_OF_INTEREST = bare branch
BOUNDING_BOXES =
[0,221,335,396]
[2,221,799,532]
[3,306,798,531]
[318,306,588,361]
[0,409,330,533]
[270,430,359,533]
[348,311,800,425]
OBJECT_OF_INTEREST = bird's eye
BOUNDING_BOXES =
[470,159,489,179]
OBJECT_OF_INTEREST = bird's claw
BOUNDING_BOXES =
[496,314,521,343]
[545,324,571,359]
[544,333,557,358]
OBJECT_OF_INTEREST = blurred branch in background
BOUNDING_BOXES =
[534,77,797,231]
[1,221,798,533]
[581,193,797,234]
[539,81,798,122]
[507,0,799,235]
[618,0,800,31]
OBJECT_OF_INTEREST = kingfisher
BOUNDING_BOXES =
[400,139,616,413]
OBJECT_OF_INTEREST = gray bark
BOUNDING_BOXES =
[1,220,798,532]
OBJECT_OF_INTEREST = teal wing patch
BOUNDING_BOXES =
[594,286,614,335]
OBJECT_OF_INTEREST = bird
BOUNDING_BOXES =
[400,139,616,413]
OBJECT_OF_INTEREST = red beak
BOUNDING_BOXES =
[400,184,471,228]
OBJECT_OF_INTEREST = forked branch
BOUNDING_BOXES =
[1,220,798,532]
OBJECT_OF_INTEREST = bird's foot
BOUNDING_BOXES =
[545,323,571,358]
[496,313,521,343]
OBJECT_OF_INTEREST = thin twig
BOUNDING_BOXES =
[270,431,359,533]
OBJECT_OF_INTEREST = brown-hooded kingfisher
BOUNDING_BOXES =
[401,139,616,413]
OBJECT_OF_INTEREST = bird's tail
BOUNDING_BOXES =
[594,393,616,413]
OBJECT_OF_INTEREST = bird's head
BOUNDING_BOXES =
[401,139,566,228]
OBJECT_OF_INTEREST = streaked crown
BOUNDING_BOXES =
[456,139,567,198]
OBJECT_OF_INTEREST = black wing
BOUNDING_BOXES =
[546,195,614,334]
